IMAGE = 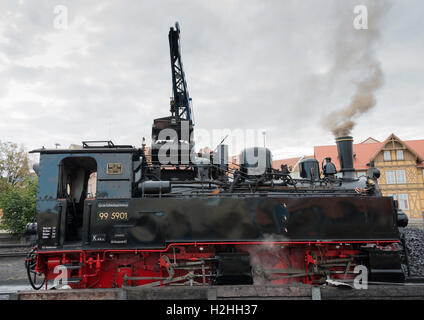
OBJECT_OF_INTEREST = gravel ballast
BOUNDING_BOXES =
[400,227,424,277]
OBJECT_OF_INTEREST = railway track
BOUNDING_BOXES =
[0,252,28,258]
[0,245,31,258]
[0,244,32,249]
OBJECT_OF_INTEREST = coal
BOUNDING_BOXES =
[400,227,424,277]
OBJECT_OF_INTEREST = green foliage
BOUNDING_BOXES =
[0,176,38,236]
[0,141,30,186]
[0,141,36,235]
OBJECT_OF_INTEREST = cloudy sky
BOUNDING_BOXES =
[0,0,423,159]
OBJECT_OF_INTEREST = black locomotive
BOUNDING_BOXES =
[25,23,408,289]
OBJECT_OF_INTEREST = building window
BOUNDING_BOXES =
[384,151,391,161]
[388,193,397,201]
[398,194,409,210]
[396,150,404,160]
[396,170,406,183]
[386,170,396,184]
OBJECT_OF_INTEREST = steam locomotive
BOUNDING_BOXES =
[25,23,408,289]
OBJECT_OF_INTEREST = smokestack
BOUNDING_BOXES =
[335,136,355,179]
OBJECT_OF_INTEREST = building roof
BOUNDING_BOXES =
[313,134,424,170]
[360,137,380,144]
[404,139,424,167]
[273,157,301,172]
[314,141,383,170]
[369,133,423,163]
[272,156,314,172]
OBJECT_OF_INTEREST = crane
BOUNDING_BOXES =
[168,22,194,124]
[150,22,195,168]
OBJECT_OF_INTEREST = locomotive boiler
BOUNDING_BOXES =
[25,23,408,290]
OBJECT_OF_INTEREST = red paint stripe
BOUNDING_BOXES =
[36,239,400,255]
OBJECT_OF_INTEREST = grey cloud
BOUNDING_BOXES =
[0,0,423,157]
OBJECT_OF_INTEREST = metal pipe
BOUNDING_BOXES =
[335,136,355,179]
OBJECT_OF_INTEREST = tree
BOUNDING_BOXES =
[0,141,30,186]
[0,141,36,235]
[0,176,38,235]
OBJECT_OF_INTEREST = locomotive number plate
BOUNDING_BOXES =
[98,211,128,221]
[107,163,122,174]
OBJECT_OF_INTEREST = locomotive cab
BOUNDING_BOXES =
[30,142,138,249]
